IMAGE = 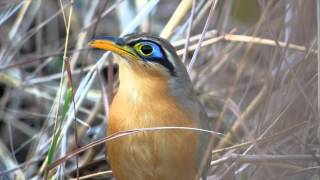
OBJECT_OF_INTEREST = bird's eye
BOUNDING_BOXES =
[141,45,153,55]
[135,43,153,56]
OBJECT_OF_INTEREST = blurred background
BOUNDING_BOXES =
[0,0,318,179]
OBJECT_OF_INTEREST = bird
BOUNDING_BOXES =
[89,33,212,180]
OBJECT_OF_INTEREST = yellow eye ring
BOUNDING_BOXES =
[134,43,153,56]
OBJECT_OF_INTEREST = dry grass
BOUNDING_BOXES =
[0,0,318,179]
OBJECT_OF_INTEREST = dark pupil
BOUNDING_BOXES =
[141,45,153,55]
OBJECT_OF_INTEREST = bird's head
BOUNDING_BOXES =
[89,33,192,97]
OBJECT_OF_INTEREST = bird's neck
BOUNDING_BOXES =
[117,63,170,102]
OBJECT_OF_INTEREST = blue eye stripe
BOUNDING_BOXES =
[136,42,164,59]
[133,40,176,76]
[148,43,162,59]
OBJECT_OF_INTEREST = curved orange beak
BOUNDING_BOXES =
[89,36,139,62]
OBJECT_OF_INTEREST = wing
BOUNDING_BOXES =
[196,102,212,179]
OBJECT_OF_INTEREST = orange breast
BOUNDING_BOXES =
[107,91,199,180]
